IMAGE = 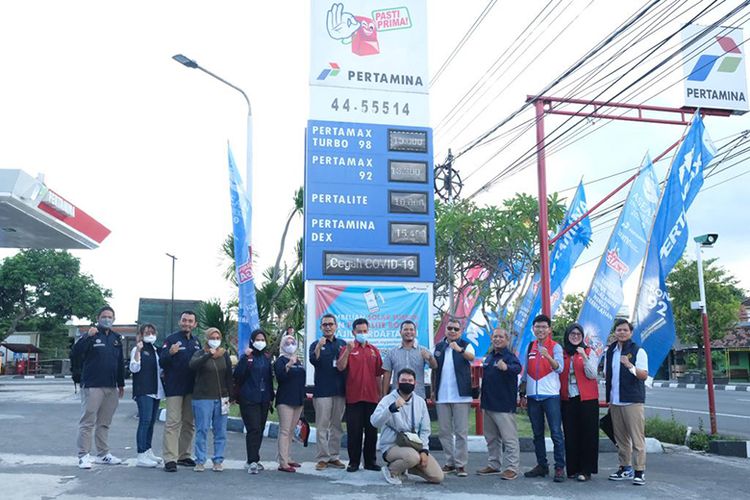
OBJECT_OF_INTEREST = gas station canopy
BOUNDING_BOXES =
[0,169,110,249]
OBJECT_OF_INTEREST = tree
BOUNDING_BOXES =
[435,193,566,319]
[0,249,111,342]
[667,257,745,370]
[197,298,237,355]
[552,292,585,343]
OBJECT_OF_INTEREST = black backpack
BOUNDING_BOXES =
[70,342,83,386]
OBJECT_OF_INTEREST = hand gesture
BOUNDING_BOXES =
[395,396,406,408]
[288,354,298,365]
[87,326,98,337]
[346,341,355,352]
[538,346,549,358]
[495,359,508,371]
[244,347,252,357]
[213,347,226,359]
[420,348,432,361]
[136,341,144,351]
[169,341,181,355]
[620,355,633,369]
[449,341,462,352]
[319,337,327,346]
[208,347,217,356]
[576,346,586,357]
[326,3,359,40]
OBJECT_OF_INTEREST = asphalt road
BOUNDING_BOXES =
[643,385,750,439]
[0,378,749,500]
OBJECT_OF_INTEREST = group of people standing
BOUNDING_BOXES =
[73,306,650,487]
[476,314,649,486]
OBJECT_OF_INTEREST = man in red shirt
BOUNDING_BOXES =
[337,317,383,472]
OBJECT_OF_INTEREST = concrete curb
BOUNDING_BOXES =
[708,440,750,458]
[6,374,72,379]
[651,381,750,391]
[224,417,663,454]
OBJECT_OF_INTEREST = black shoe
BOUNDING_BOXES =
[524,464,549,478]
[553,467,566,482]
[177,458,196,467]
[164,461,177,472]
[346,464,359,472]
[363,463,380,472]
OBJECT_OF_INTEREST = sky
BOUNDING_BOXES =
[1,1,749,324]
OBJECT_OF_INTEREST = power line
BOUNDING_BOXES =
[430,0,500,88]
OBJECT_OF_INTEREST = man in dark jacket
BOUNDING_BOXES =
[309,314,347,470]
[605,318,649,486]
[73,306,125,469]
[432,317,475,477]
[159,310,201,472]
[477,328,521,480]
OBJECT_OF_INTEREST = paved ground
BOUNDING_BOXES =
[1,379,748,499]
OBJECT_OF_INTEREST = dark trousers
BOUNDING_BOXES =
[135,395,160,453]
[527,396,565,469]
[345,401,378,468]
[561,397,599,476]
[239,400,270,464]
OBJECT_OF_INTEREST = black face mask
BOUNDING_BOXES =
[398,383,415,395]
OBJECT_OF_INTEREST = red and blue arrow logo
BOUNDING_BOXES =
[688,36,742,82]
[317,62,340,80]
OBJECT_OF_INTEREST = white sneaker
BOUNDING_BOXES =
[136,453,158,468]
[94,453,123,465]
[145,449,163,465]
[248,462,259,474]
[78,454,93,469]
[382,466,402,485]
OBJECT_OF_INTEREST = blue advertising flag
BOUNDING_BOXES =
[515,182,592,366]
[577,158,660,356]
[228,146,260,352]
[633,114,716,376]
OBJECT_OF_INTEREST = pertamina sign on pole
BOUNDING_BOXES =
[304,1,433,384]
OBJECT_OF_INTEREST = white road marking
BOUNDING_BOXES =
[646,405,750,419]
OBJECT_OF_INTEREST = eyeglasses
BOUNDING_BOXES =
[446,326,461,332]
[321,322,335,327]
[569,331,583,336]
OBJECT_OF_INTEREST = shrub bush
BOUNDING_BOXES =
[645,414,687,444]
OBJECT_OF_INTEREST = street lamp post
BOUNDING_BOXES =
[693,233,719,435]
[171,53,253,198]
[166,253,177,333]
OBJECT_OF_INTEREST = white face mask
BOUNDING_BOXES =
[282,343,297,355]
[208,339,221,349]
[252,340,267,351]
[143,335,157,344]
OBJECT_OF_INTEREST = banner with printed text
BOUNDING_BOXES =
[633,114,716,375]
[578,159,660,356]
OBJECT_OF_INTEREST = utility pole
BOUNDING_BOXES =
[166,253,177,333]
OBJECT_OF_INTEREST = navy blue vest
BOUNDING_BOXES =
[605,339,646,404]
[433,338,472,401]
[132,344,160,397]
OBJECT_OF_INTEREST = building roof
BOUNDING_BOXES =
[0,343,43,353]
[712,326,750,349]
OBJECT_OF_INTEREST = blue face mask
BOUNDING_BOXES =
[98,318,114,329]
[355,333,369,344]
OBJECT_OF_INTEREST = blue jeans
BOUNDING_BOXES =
[192,399,228,465]
[135,395,160,453]
[527,396,565,469]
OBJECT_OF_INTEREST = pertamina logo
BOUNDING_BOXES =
[688,36,742,81]
[317,62,341,80]
[605,248,630,278]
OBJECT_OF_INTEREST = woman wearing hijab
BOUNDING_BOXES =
[560,322,600,482]
[233,329,274,474]
[188,327,233,472]
[129,323,165,467]
[274,334,306,472]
